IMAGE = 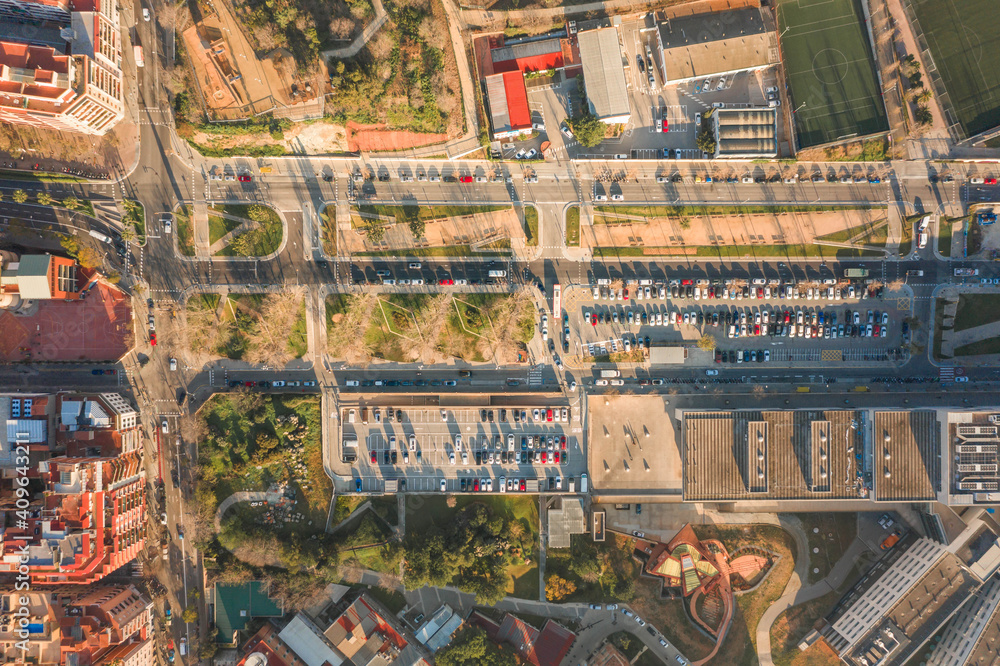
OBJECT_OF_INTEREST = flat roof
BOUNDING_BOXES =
[214,582,284,641]
[547,497,586,549]
[716,108,777,157]
[873,411,940,502]
[578,27,630,121]
[684,410,864,501]
[657,7,776,81]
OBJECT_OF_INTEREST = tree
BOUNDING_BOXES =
[364,220,386,244]
[247,204,271,223]
[917,88,933,103]
[571,113,606,148]
[436,627,517,666]
[119,225,136,243]
[62,196,80,210]
[76,245,103,269]
[181,607,198,623]
[696,129,717,155]
[12,189,27,204]
[545,574,577,601]
[106,270,121,284]
[915,105,932,126]
[37,192,53,206]
[409,219,426,239]
[696,334,715,351]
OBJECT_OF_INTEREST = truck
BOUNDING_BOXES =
[134,45,144,68]
[600,370,621,378]
[88,229,111,243]
[955,268,980,276]
[906,270,924,277]
[843,268,869,278]
[580,473,588,493]
[342,437,358,463]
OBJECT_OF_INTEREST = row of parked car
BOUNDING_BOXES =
[592,280,880,303]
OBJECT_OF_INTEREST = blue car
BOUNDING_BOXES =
[355,478,362,492]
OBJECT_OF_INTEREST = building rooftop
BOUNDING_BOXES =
[577,27,630,122]
[927,573,1000,666]
[214,582,284,644]
[656,7,777,81]
[485,70,531,137]
[715,108,777,157]
[683,410,865,501]
[873,411,940,502]
[547,497,586,548]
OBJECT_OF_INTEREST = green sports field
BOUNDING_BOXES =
[776,0,889,148]
[911,0,1000,137]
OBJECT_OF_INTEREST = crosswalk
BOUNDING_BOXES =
[940,367,956,381]
[528,367,542,386]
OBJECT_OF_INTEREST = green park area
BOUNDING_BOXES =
[326,292,534,364]
[186,293,308,362]
[404,495,540,603]
[544,534,639,604]
[173,204,283,257]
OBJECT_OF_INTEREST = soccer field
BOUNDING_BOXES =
[911,0,1000,137]
[776,0,889,148]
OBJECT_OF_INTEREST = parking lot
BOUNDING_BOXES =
[340,403,586,494]
[563,279,910,367]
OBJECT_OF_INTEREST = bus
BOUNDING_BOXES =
[552,284,561,321]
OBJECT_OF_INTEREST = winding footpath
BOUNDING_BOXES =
[756,518,869,666]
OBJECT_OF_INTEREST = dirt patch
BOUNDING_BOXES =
[346,121,448,152]
[189,119,349,155]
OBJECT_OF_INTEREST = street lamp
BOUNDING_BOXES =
[793,101,807,115]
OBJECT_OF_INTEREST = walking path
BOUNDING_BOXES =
[320,0,388,61]
[213,490,282,530]
[756,527,870,666]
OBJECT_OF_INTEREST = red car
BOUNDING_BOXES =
[986,177,998,185]
[439,278,454,285]
[662,118,669,132]
[520,479,526,491]
[541,452,548,463]
[150,332,157,346]
[591,314,597,326]
[754,324,760,336]
[623,288,629,300]
[370,451,377,463]
[459,175,473,183]
[554,452,560,463]
[474,479,480,492]
[238,174,252,183]
[561,436,567,450]
[546,409,553,422]
[245,381,255,387]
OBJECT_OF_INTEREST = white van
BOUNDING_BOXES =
[345,380,359,387]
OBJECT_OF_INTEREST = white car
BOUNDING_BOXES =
[449,452,456,465]
[440,479,447,492]
[169,358,177,371]
[525,149,538,159]
[533,409,540,421]
[440,410,448,422]
[142,7,150,20]
[705,369,718,376]
[161,419,168,434]
[561,125,574,138]
[514,149,526,159]
[409,435,417,451]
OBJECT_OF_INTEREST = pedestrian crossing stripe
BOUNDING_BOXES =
[940,367,955,380]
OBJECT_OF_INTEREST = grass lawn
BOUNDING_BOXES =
[634,650,666,666]
[355,246,510,257]
[175,205,195,256]
[939,217,957,257]
[775,0,888,147]
[332,496,366,525]
[954,336,1000,357]
[320,206,337,256]
[815,220,888,248]
[359,585,407,614]
[608,631,644,660]
[353,203,508,224]
[911,0,1000,136]
[566,206,580,246]
[211,204,283,257]
[209,214,243,245]
[405,495,539,599]
[523,205,538,246]
[287,300,308,358]
[122,200,145,242]
[933,297,950,360]
[954,294,1000,332]
[197,394,329,536]
[769,590,841,666]
[797,513,856,583]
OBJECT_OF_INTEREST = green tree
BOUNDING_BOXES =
[364,220,386,244]
[571,113,606,148]
[76,246,103,269]
[436,627,517,666]
[106,270,121,284]
[181,607,198,623]
[915,105,932,126]
[247,204,270,223]
[409,219,426,239]
[37,192,53,206]
[12,189,27,204]
[696,129,717,155]
[119,225,136,244]
[60,234,80,256]
[62,196,80,210]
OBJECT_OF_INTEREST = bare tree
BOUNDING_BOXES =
[752,384,767,400]
[244,293,304,366]
[887,279,905,291]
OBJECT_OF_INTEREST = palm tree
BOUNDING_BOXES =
[119,225,136,244]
